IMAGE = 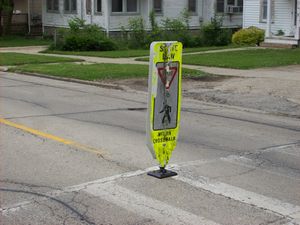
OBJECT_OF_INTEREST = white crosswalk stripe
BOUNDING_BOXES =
[173,174,300,224]
[84,182,221,225]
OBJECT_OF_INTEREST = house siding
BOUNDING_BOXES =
[43,0,241,32]
[244,0,295,36]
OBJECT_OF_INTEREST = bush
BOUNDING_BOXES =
[160,10,196,48]
[54,18,117,51]
[200,16,232,46]
[125,10,197,49]
[148,10,162,42]
[232,26,265,46]
[127,17,148,49]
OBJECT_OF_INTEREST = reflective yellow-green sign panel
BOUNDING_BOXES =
[146,41,182,167]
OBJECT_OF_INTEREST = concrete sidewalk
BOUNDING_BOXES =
[1,45,300,81]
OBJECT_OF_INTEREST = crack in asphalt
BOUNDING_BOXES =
[0,84,39,88]
[0,188,95,225]
[3,107,147,120]
[0,179,60,191]
[0,95,50,111]
[183,108,300,132]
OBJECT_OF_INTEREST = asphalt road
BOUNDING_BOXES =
[1,72,300,225]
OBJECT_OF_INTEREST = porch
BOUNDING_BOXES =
[9,0,42,35]
[263,0,300,47]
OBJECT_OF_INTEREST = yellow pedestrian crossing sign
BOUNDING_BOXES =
[146,41,182,178]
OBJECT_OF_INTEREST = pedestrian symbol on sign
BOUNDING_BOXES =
[160,101,172,125]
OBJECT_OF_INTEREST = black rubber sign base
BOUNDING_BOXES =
[147,167,177,179]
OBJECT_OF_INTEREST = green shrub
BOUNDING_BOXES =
[148,10,162,41]
[53,18,117,51]
[128,17,148,49]
[232,26,265,45]
[200,16,232,46]
[160,10,196,47]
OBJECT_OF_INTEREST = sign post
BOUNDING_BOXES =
[146,41,183,179]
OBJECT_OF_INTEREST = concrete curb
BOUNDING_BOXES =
[8,70,124,90]
[2,69,297,119]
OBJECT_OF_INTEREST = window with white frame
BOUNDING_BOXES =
[47,0,59,12]
[86,0,91,14]
[261,0,268,21]
[112,0,139,13]
[64,0,77,13]
[216,0,243,13]
[153,0,162,14]
[260,0,274,22]
[188,0,197,13]
[95,0,102,13]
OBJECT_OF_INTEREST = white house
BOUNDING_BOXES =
[42,0,244,34]
[243,0,300,47]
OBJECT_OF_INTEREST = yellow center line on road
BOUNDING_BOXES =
[0,118,106,157]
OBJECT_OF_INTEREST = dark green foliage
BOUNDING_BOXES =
[0,0,14,36]
[126,10,197,48]
[127,17,148,49]
[54,18,117,51]
[148,10,161,41]
[161,17,194,47]
[199,16,232,46]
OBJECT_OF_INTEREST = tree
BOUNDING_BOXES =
[0,0,14,36]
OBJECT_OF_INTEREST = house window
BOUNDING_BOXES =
[127,0,137,12]
[216,0,225,13]
[112,0,123,12]
[188,0,197,13]
[47,0,59,12]
[64,0,77,13]
[95,0,102,13]
[261,0,268,20]
[86,0,91,14]
[153,0,162,14]
[216,0,243,13]
[260,0,274,22]
[112,0,139,13]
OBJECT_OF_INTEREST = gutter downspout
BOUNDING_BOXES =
[105,0,110,37]
[81,0,84,20]
[148,0,151,29]
[91,0,94,24]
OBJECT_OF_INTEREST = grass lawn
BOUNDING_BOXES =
[10,63,210,80]
[0,53,81,66]
[0,36,51,47]
[42,49,149,58]
[42,45,239,58]
[183,48,300,69]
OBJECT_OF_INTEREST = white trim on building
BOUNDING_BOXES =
[42,0,243,34]
[243,0,300,46]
